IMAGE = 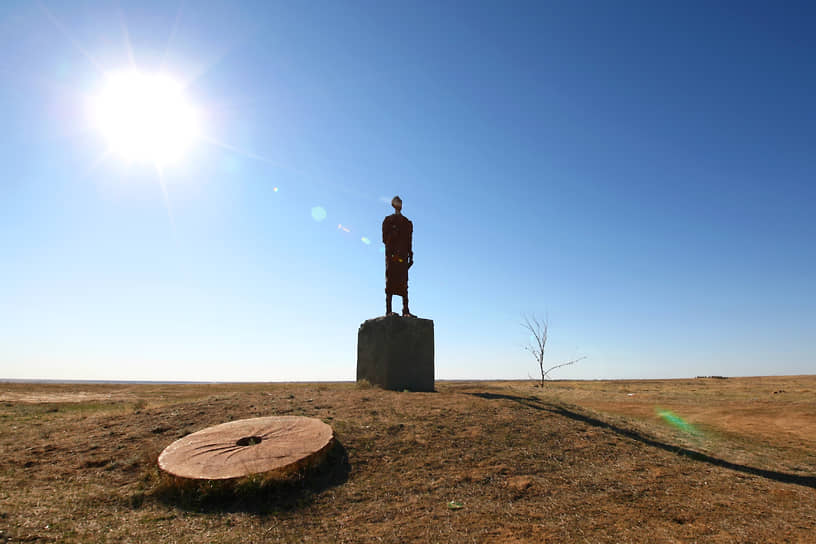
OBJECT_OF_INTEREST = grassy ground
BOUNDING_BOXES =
[1,376,815,543]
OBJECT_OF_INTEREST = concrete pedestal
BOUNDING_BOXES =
[357,315,434,392]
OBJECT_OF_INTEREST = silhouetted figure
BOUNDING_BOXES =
[382,196,414,317]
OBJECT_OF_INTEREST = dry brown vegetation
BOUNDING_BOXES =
[1,376,815,543]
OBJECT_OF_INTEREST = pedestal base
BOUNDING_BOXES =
[357,315,434,392]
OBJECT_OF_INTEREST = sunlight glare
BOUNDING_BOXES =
[90,70,199,165]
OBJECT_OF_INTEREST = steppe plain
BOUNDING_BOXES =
[1,375,815,542]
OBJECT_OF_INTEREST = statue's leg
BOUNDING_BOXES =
[386,293,393,316]
[401,293,415,317]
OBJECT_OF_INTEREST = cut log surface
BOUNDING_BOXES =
[158,416,335,480]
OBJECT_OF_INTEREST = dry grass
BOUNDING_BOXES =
[1,377,815,542]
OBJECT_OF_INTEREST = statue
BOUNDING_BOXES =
[358,195,433,390]
[382,195,415,317]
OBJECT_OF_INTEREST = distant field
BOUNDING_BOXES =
[1,376,814,542]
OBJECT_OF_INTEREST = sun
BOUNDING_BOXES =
[90,70,199,166]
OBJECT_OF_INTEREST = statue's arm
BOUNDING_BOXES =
[408,221,414,265]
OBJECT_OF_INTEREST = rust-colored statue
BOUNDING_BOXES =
[382,196,415,317]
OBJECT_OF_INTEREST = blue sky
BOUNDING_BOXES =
[1,1,813,381]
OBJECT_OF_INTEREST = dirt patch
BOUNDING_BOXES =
[0,391,134,404]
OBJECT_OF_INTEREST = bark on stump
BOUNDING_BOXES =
[357,314,434,392]
[158,416,334,480]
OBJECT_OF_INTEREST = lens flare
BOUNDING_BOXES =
[311,206,327,222]
[361,237,371,245]
[656,409,699,436]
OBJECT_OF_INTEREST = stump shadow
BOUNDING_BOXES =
[150,439,351,514]
[470,391,816,490]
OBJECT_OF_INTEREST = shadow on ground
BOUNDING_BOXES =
[147,440,351,514]
[470,392,816,490]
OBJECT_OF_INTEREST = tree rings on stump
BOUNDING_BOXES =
[158,416,334,480]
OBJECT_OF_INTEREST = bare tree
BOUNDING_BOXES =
[522,314,586,387]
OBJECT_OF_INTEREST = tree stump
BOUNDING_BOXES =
[158,416,334,480]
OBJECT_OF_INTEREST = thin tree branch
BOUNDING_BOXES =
[541,356,587,380]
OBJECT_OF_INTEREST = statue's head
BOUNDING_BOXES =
[391,196,402,212]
